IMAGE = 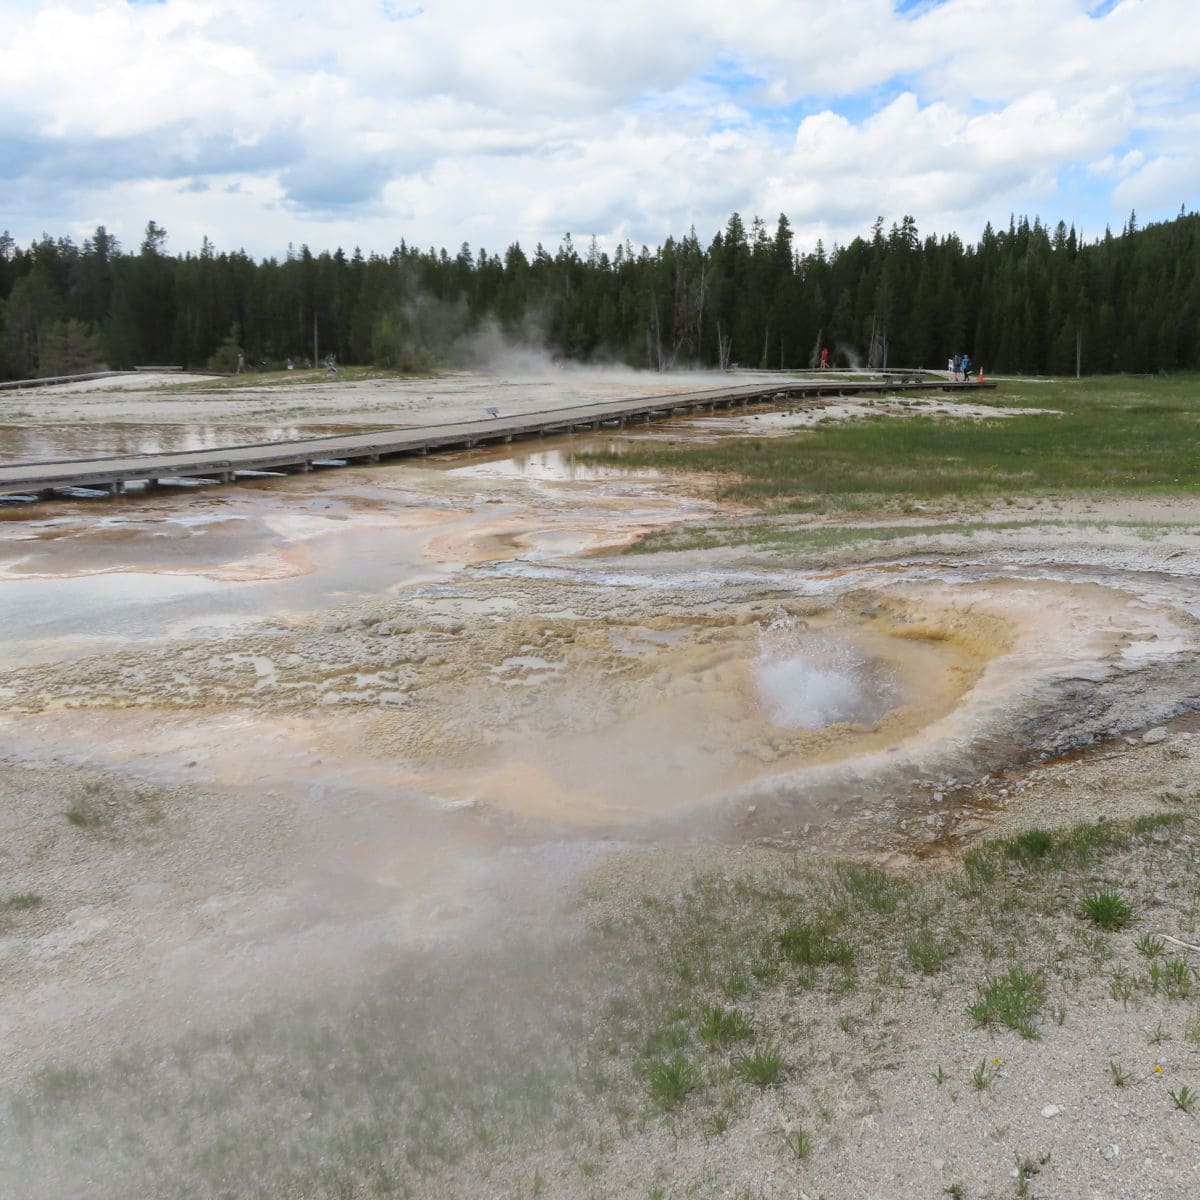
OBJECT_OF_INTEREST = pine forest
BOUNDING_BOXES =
[1,208,1198,382]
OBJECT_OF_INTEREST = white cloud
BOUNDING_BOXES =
[1113,154,1198,212]
[0,0,1197,257]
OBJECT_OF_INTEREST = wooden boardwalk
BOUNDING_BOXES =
[0,376,994,504]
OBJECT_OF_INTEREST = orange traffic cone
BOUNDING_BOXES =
[977,368,984,383]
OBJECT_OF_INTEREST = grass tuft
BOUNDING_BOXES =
[906,929,953,975]
[1082,889,1135,931]
[645,1053,702,1110]
[783,1127,812,1159]
[967,966,1046,1039]
[735,1044,783,1087]
[697,1004,753,1048]
[1004,828,1055,864]
[1135,934,1166,958]
[778,921,854,969]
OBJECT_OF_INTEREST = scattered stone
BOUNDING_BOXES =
[933,791,944,803]
[1042,1105,1061,1119]
[1142,727,1169,744]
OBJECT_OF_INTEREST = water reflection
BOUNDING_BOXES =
[0,423,390,464]
[445,443,661,482]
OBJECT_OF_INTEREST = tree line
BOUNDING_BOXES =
[1,207,1198,382]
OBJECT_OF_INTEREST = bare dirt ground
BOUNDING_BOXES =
[1,371,1198,1199]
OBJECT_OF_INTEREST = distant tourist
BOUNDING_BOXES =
[961,353,971,380]
[819,347,830,369]
[286,358,294,370]
[952,354,961,381]
[947,355,954,378]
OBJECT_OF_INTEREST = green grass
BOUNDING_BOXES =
[61,779,167,830]
[963,817,1180,881]
[645,1053,703,1109]
[0,893,42,933]
[586,375,1200,517]
[735,1044,783,1087]
[1147,958,1195,1001]
[1082,889,1135,931]
[778,920,855,969]
[697,1004,753,1047]
[1004,828,1055,865]
[64,801,106,828]
[626,516,1198,556]
[905,929,954,975]
[783,1127,812,1159]
[1135,934,1167,958]
[967,966,1047,1039]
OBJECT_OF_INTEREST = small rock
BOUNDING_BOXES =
[746,805,757,814]
[1042,1104,1061,1119]
[1143,727,1169,744]
[932,1158,945,1172]
[933,791,944,803]
[1103,1144,1120,1161]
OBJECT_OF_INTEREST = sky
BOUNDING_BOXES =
[1,0,1197,262]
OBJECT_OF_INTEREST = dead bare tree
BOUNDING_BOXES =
[716,321,732,371]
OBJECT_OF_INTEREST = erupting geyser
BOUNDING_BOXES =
[754,613,899,730]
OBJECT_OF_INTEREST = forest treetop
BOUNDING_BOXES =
[1,208,1197,382]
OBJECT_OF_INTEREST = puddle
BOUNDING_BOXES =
[2,571,227,638]
[0,520,450,664]
[0,422,392,463]
[445,443,662,482]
